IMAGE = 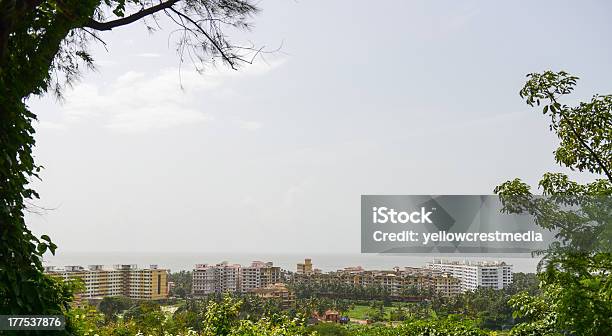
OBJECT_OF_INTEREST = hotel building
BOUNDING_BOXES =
[251,283,295,309]
[45,264,169,300]
[240,261,282,293]
[296,258,313,275]
[427,259,513,291]
[192,262,241,295]
[326,266,461,297]
[192,261,281,296]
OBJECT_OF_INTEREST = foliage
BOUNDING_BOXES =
[518,71,611,181]
[505,272,540,296]
[288,276,441,305]
[55,292,501,335]
[495,70,612,336]
[65,295,316,336]
[0,0,261,327]
[199,294,242,336]
[346,317,490,336]
[229,315,311,336]
[308,322,350,336]
[97,296,133,322]
[507,292,560,336]
[169,270,193,298]
[293,297,352,317]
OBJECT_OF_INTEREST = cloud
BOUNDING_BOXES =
[36,120,67,131]
[237,120,263,131]
[136,53,161,58]
[410,3,480,41]
[283,178,314,207]
[53,58,285,133]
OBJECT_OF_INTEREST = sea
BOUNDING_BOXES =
[42,252,541,273]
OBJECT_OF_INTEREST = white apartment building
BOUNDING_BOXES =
[192,261,281,295]
[240,261,281,293]
[192,262,241,295]
[426,259,513,292]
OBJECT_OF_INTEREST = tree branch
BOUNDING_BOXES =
[549,94,612,184]
[168,7,237,69]
[84,0,179,31]
[559,111,612,183]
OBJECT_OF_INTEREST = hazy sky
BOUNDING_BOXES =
[27,0,612,254]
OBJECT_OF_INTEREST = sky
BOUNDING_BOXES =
[26,0,612,255]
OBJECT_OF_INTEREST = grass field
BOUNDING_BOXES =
[345,304,406,321]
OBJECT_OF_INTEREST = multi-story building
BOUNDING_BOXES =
[192,261,281,296]
[427,259,513,292]
[45,264,168,300]
[251,283,295,309]
[240,261,281,293]
[121,264,169,300]
[327,266,461,297]
[192,262,241,295]
[296,258,313,275]
[289,265,459,298]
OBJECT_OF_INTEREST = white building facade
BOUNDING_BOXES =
[192,261,281,296]
[426,259,513,292]
[192,262,241,295]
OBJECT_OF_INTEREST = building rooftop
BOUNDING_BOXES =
[429,259,511,267]
[44,264,167,272]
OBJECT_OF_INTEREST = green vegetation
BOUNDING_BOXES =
[290,281,400,301]
[495,70,612,335]
[65,294,496,335]
[291,273,539,329]
[169,270,193,298]
[68,295,313,336]
[344,302,421,322]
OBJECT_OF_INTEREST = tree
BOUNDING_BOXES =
[97,296,133,322]
[123,300,166,333]
[389,305,407,322]
[199,294,242,336]
[505,272,540,296]
[495,71,612,335]
[0,0,262,319]
[168,270,192,298]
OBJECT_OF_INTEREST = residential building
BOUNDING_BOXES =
[291,266,460,297]
[192,261,280,296]
[240,261,281,293]
[251,283,295,309]
[427,259,513,291]
[167,281,175,295]
[192,262,241,295]
[296,258,313,275]
[45,264,168,300]
[331,266,461,297]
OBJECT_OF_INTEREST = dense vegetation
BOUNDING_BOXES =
[64,294,496,336]
[51,273,541,335]
[169,271,193,299]
[494,71,612,336]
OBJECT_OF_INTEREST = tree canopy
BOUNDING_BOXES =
[495,70,612,336]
